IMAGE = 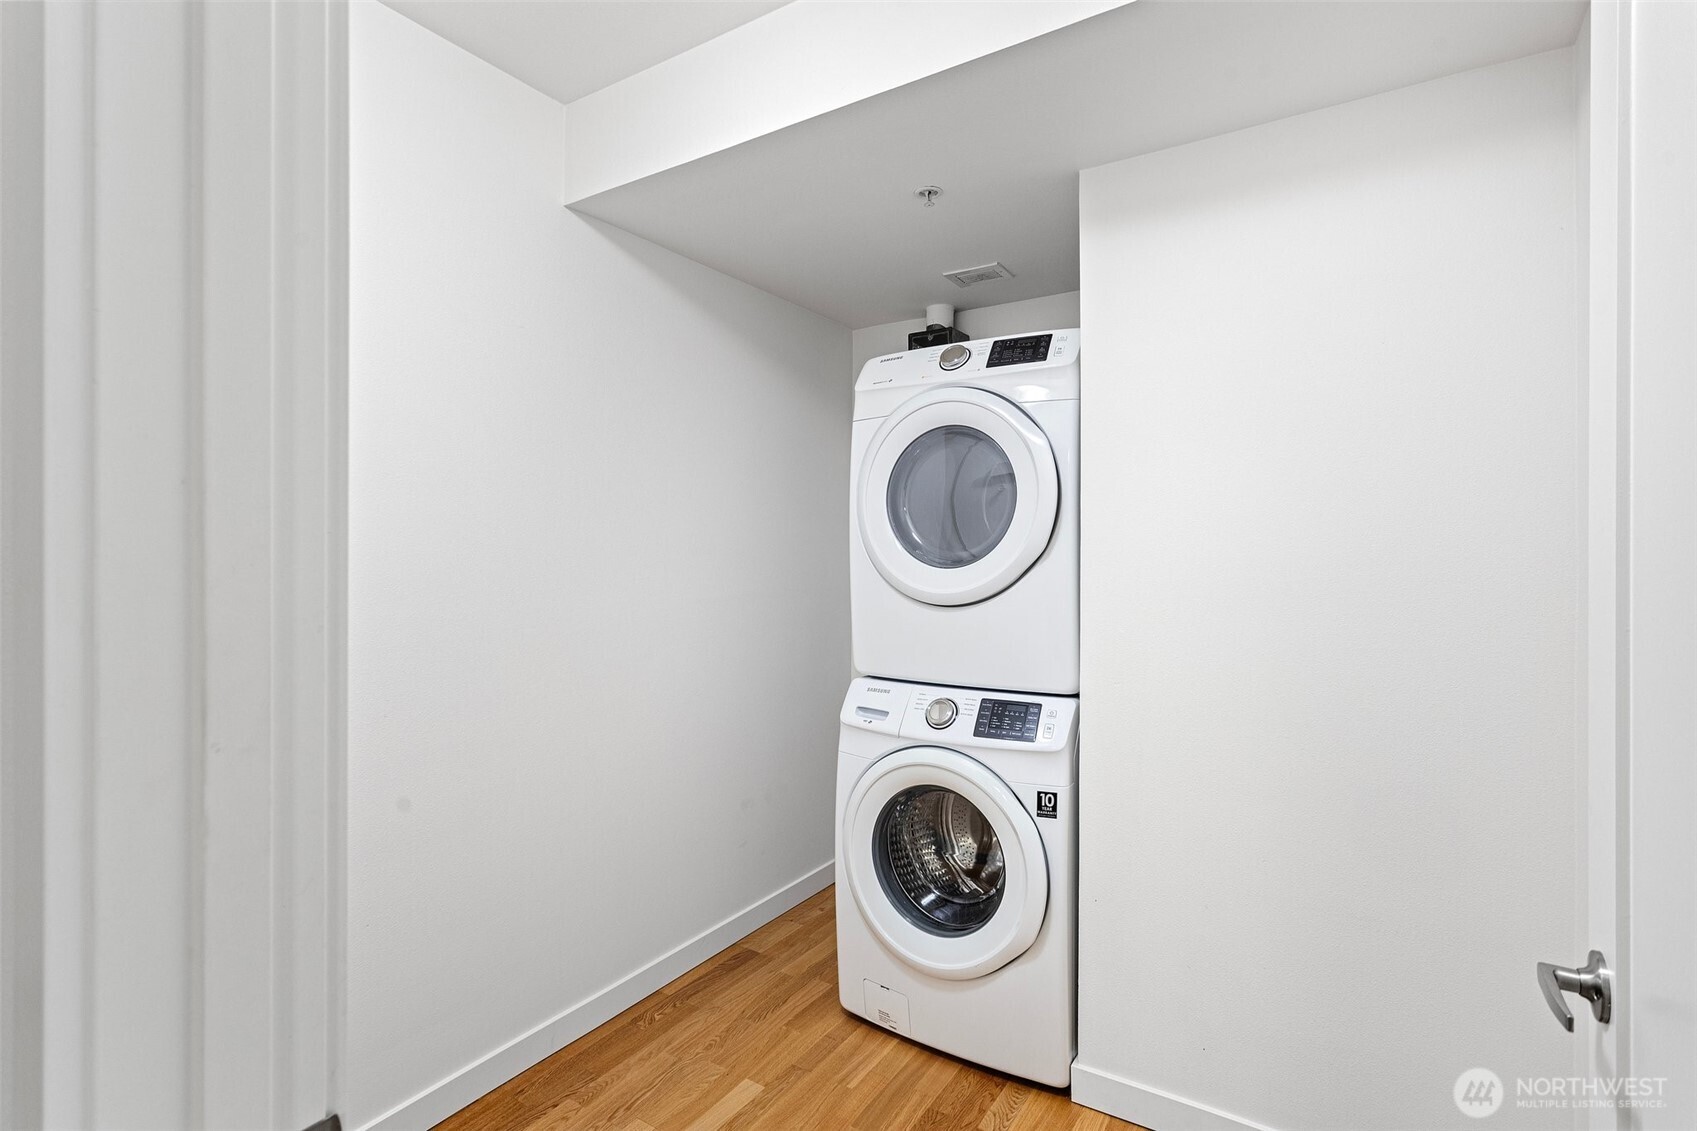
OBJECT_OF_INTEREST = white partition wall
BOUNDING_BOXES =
[346,4,851,1128]
[1075,48,1585,1131]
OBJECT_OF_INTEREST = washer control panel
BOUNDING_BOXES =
[973,697,1041,742]
[839,679,1077,750]
[907,685,1073,748]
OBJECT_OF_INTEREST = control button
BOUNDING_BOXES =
[939,345,970,371]
[925,698,958,729]
[1042,723,1055,739]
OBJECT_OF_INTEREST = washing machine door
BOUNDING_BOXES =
[858,386,1060,607]
[842,746,1049,980]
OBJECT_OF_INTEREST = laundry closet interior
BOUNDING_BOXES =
[347,2,1627,1129]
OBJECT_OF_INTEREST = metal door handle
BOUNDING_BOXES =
[1537,950,1611,1031]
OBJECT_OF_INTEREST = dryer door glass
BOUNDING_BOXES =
[885,426,1017,569]
[874,786,1005,934]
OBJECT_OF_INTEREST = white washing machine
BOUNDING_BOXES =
[851,330,1079,694]
[835,677,1076,1086]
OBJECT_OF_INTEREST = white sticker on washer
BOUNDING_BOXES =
[862,980,910,1034]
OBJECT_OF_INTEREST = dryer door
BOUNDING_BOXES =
[842,746,1049,981]
[859,386,1059,606]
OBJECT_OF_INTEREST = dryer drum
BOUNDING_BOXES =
[875,786,1006,934]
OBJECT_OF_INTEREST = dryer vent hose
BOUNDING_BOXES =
[925,303,955,331]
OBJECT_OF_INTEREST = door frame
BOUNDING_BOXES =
[0,2,347,1127]
[1580,1,1627,1113]
[1583,3,1697,1128]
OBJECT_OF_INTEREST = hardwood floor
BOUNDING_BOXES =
[436,886,1142,1131]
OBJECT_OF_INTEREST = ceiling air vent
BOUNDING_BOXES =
[942,262,1015,289]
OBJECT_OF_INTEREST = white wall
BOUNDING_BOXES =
[347,5,850,1128]
[849,290,1082,379]
[1075,49,1581,1131]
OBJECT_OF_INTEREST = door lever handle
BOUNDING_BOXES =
[1537,950,1611,1031]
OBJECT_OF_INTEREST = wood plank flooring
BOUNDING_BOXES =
[436,886,1143,1131]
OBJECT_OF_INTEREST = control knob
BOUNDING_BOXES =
[925,698,958,729]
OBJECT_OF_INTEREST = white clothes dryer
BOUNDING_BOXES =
[835,677,1077,1086]
[851,330,1079,694]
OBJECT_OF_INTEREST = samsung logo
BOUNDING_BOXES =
[866,686,892,694]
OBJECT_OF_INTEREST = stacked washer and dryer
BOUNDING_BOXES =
[836,329,1080,1086]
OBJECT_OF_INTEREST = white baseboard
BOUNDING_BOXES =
[355,861,835,1131]
[1071,1062,1280,1131]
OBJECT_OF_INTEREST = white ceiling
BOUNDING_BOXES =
[378,0,788,106]
[570,0,1586,328]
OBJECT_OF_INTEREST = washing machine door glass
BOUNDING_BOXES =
[860,387,1059,607]
[876,786,1006,932]
[843,747,1049,981]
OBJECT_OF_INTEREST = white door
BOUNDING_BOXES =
[841,747,1049,980]
[1591,4,1697,1129]
[858,386,1059,606]
[1073,16,1695,1131]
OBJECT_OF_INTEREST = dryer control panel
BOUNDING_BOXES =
[985,334,1052,368]
[839,677,1077,752]
[853,328,1079,422]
